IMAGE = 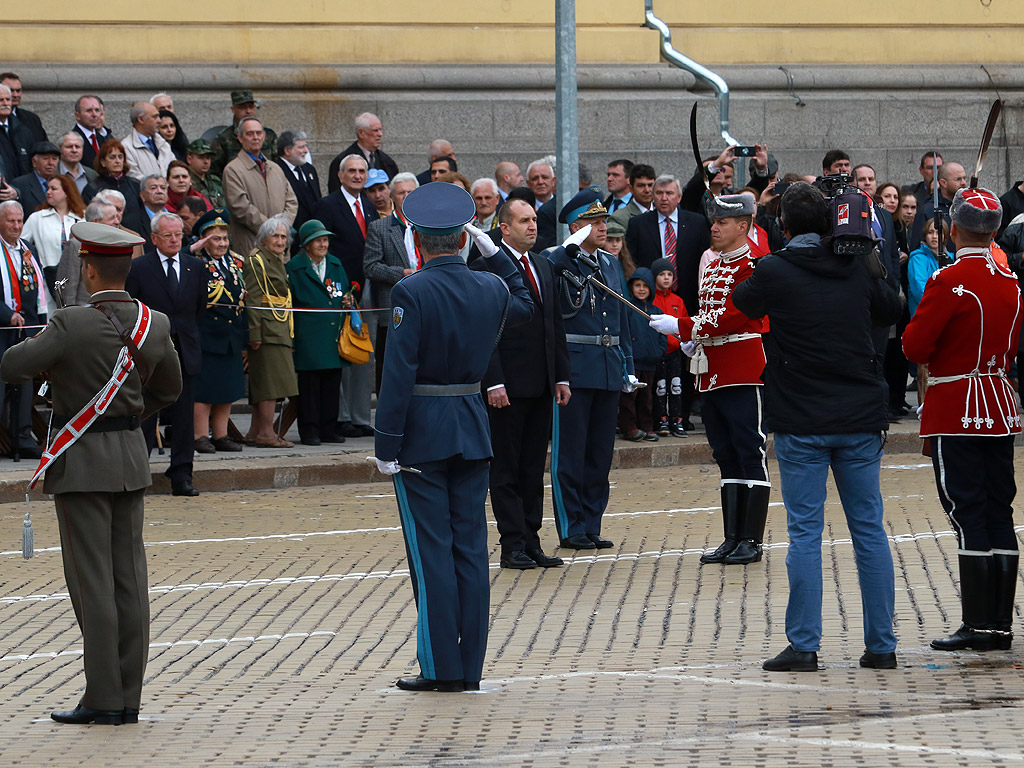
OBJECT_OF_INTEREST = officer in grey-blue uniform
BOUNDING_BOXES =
[548,188,636,550]
[374,182,534,692]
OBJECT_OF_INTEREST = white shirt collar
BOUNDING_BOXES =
[502,240,528,261]
[660,209,678,225]
[340,187,360,209]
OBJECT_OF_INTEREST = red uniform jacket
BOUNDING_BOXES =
[903,247,1022,436]
[652,287,684,354]
[679,244,766,392]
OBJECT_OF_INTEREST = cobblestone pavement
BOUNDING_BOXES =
[0,457,1022,767]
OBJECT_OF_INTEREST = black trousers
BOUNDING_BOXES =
[488,394,553,554]
[701,385,769,483]
[375,324,388,395]
[297,368,343,441]
[144,372,193,484]
[618,369,655,433]
[931,434,1017,553]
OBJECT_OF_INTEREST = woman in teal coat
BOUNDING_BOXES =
[287,219,353,445]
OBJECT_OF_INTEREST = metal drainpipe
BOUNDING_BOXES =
[643,0,738,148]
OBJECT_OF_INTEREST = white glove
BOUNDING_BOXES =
[649,314,680,336]
[622,374,639,393]
[562,224,592,249]
[680,341,697,357]
[464,223,499,258]
[375,458,401,475]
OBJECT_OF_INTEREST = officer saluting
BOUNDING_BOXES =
[374,182,534,692]
[1,222,182,725]
[548,188,635,550]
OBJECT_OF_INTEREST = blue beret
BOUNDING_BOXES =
[558,186,608,224]
[402,182,476,235]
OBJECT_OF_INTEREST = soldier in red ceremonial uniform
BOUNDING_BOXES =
[650,194,770,564]
[903,187,1022,652]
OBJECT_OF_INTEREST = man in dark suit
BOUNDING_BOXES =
[274,130,321,244]
[626,174,710,430]
[72,95,112,172]
[11,141,60,213]
[604,159,634,214]
[125,211,206,496]
[1,74,47,145]
[363,172,420,390]
[313,153,379,436]
[472,198,570,569]
[626,174,710,314]
[327,112,399,194]
[0,85,33,180]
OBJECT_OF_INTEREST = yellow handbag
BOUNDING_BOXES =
[339,302,373,365]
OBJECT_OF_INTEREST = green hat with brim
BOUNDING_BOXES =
[299,219,333,248]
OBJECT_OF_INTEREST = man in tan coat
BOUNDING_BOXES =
[1,222,182,725]
[222,117,297,256]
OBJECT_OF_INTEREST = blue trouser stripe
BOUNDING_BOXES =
[550,395,570,539]
[393,474,435,679]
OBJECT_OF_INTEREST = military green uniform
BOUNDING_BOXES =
[210,123,278,178]
[190,171,226,209]
[0,290,182,713]
[244,245,298,403]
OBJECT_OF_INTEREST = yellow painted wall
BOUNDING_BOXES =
[3,1,1020,65]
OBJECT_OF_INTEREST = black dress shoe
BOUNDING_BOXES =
[931,624,998,651]
[463,681,480,691]
[859,649,897,669]
[320,433,346,444]
[560,534,596,550]
[500,550,537,569]
[395,676,464,692]
[171,481,200,497]
[763,645,819,672]
[586,533,614,549]
[526,548,564,567]
[358,425,375,437]
[722,539,763,564]
[338,422,361,438]
[122,708,139,724]
[300,437,322,446]
[51,705,123,725]
[699,538,739,564]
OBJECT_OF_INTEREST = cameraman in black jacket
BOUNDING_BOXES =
[732,181,902,672]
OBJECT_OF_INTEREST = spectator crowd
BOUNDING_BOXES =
[1,74,1021,499]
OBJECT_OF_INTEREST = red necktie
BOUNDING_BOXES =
[354,199,367,238]
[663,218,678,289]
[520,254,541,299]
[90,133,100,155]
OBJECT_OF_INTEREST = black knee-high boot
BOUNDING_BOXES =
[724,484,771,565]
[931,554,997,651]
[700,483,743,564]
[992,551,1019,650]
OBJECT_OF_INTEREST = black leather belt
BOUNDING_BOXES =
[54,414,141,432]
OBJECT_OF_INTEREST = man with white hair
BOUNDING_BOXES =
[222,117,297,255]
[56,199,120,306]
[57,132,97,193]
[150,92,174,112]
[526,158,556,208]
[327,112,399,193]
[125,211,207,496]
[471,178,501,231]
[415,139,456,186]
[121,101,174,181]
[0,83,33,180]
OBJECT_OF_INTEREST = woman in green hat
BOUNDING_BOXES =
[286,219,354,445]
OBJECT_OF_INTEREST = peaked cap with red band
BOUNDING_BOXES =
[71,221,145,256]
[950,187,1002,234]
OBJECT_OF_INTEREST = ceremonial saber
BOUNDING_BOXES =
[970,99,1002,189]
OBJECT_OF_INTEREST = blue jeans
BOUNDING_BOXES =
[774,432,897,654]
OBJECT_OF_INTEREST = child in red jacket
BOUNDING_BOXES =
[650,258,687,437]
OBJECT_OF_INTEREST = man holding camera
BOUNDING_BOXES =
[732,182,902,672]
[903,188,1022,652]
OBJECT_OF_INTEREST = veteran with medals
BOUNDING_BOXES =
[193,208,247,453]
[1,222,182,724]
[242,213,298,447]
[373,182,534,692]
